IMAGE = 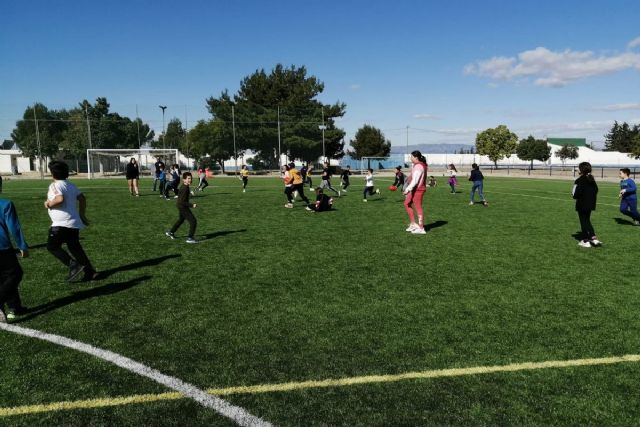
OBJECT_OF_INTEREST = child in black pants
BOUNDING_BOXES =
[45,161,98,281]
[572,162,602,248]
[166,172,198,243]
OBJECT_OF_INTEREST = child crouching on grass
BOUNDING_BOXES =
[306,188,333,212]
[166,172,198,243]
[572,162,602,248]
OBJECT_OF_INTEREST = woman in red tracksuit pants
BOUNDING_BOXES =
[404,150,428,235]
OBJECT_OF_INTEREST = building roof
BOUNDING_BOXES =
[547,138,587,147]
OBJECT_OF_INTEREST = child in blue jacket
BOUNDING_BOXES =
[618,168,640,225]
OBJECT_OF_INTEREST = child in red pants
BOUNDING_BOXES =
[404,150,428,235]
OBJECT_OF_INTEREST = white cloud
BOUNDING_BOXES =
[413,113,442,120]
[349,84,361,90]
[588,103,640,112]
[465,45,640,87]
[628,37,640,49]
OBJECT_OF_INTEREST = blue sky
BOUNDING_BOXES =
[2,0,639,149]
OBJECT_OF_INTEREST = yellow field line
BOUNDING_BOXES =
[3,354,640,417]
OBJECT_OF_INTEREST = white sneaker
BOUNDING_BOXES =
[376,189,380,195]
[469,201,474,206]
[405,224,418,232]
[591,239,603,246]
[338,190,342,197]
[578,240,591,248]
[363,199,368,202]
[285,203,294,208]
[411,228,426,235]
[243,189,246,193]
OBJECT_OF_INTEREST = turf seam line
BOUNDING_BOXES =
[0,323,273,427]
[2,354,640,417]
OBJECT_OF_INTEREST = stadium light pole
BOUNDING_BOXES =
[319,107,326,162]
[159,105,167,150]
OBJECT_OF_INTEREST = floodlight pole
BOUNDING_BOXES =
[406,125,409,155]
[319,107,326,163]
[232,105,238,175]
[159,105,167,150]
[277,105,281,169]
[33,105,43,179]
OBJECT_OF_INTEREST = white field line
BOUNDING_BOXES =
[0,323,273,427]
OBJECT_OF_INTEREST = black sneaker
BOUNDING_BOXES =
[68,261,85,282]
[83,269,100,281]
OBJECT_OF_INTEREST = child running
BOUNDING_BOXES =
[469,163,488,206]
[166,172,198,243]
[320,162,340,196]
[196,167,209,192]
[363,168,381,202]
[283,165,295,208]
[447,164,458,193]
[340,165,352,192]
[572,162,602,247]
[305,188,334,212]
[393,166,406,191]
[240,165,249,192]
[0,196,29,322]
[618,168,640,225]
[289,163,310,205]
[45,160,98,281]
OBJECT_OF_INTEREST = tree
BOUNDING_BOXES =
[628,133,640,160]
[206,64,346,167]
[604,121,640,152]
[516,135,551,170]
[556,144,579,168]
[11,103,66,160]
[161,118,185,150]
[347,125,391,160]
[188,119,235,172]
[475,125,518,168]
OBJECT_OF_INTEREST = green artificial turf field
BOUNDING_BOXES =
[1,174,639,426]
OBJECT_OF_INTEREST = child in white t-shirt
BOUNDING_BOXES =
[44,161,97,282]
[362,168,381,202]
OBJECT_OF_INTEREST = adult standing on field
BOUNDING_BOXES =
[126,157,140,196]
[153,156,165,192]
[404,150,428,235]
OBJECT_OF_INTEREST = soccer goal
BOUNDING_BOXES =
[86,148,179,179]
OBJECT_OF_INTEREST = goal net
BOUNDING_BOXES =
[86,149,179,179]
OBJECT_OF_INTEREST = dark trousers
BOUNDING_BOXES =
[0,249,23,310]
[198,177,209,190]
[342,179,350,190]
[620,198,640,221]
[242,177,248,189]
[47,226,95,273]
[164,181,178,198]
[293,183,310,203]
[285,186,294,203]
[363,186,376,199]
[577,210,596,241]
[170,207,197,238]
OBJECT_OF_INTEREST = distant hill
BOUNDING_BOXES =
[390,144,475,154]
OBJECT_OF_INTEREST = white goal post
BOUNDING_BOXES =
[86,148,179,179]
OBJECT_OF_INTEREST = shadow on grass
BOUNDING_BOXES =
[16,275,151,322]
[198,229,247,240]
[614,217,636,225]
[97,254,182,280]
[425,220,448,231]
[571,232,583,241]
